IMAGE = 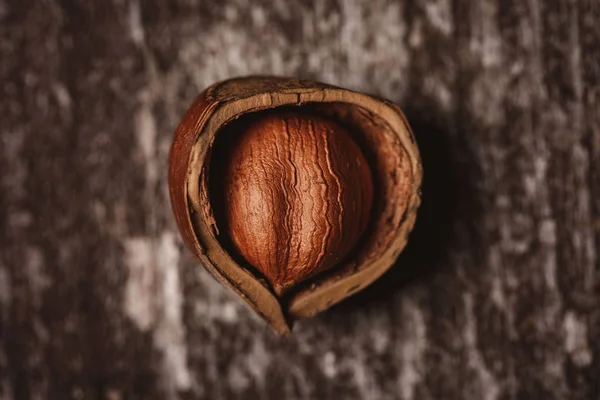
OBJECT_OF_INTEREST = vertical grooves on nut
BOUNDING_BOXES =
[304,119,320,282]
[323,126,344,251]
[284,117,300,286]
[258,155,277,276]
[272,126,292,284]
[310,118,332,273]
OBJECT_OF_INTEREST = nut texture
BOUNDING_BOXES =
[221,110,373,295]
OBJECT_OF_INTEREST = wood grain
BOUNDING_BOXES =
[0,0,598,399]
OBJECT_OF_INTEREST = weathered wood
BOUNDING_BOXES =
[0,0,598,399]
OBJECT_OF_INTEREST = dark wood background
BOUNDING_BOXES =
[1,0,599,399]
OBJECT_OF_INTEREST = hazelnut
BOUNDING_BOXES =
[169,77,422,335]
[220,110,373,295]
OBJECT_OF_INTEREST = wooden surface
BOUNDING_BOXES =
[1,0,599,399]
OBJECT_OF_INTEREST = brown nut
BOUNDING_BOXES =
[220,110,373,296]
[169,76,422,335]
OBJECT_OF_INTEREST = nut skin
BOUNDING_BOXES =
[221,110,373,295]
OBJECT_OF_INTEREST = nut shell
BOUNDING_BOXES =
[168,76,422,335]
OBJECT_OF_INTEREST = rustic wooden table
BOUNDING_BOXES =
[1,0,599,399]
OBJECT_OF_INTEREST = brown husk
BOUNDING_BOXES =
[168,76,422,335]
